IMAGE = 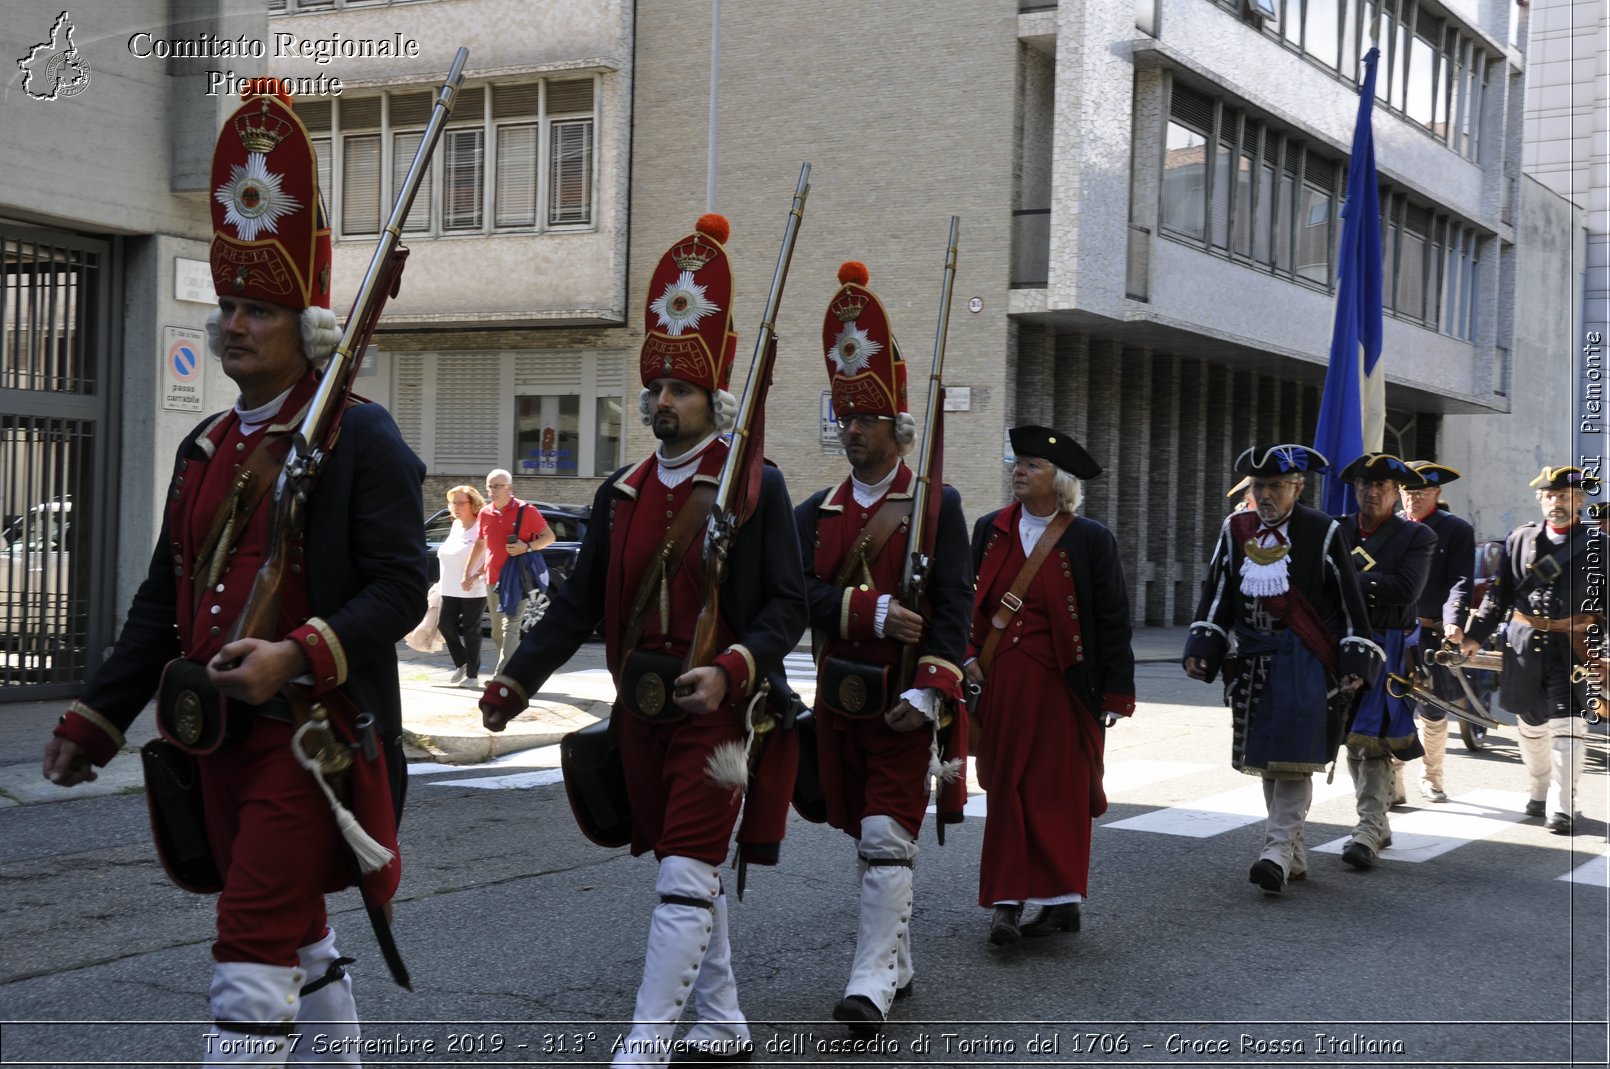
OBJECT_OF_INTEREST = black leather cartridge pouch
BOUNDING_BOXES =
[820,655,891,719]
[620,649,689,722]
[157,658,236,755]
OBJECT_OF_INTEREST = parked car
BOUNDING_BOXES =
[423,501,591,632]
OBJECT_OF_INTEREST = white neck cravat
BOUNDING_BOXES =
[656,431,720,489]
[235,385,295,437]
[1018,507,1053,556]
[850,464,899,509]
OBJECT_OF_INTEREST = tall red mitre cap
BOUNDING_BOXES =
[209,80,332,310]
[640,214,736,391]
[822,260,905,418]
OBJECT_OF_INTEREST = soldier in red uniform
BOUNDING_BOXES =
[41,87,428,1064]
[793,263,970,1035]
[963,428,1136,944]
[480,215,807,1066]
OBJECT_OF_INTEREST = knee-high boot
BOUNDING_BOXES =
[1549,735,1585,821]
[613,856,722,1067]
[206,962,304,1066]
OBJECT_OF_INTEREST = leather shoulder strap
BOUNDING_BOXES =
[977,512,1073,675]
[619,484,716,666]
[190,431,289,614]
[829,498,914,589]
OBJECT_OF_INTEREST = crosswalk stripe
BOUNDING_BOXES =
[1560,853,1610,887]
[1311,788,1528,862]
[1103,779,1351,838]
[1103,760,1215,794]
[429,768,566,790]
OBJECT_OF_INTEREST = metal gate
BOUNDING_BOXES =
[0,222,118,698]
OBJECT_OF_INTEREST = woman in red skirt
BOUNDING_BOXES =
[963,427,1136,945]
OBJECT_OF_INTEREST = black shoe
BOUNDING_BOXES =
[832,994,884,1036]
[670,1040,754,1064]
[1548,812,1574,836]
[1524,799,1547,819]
[894,978,914,1000]
[1341,842,1376,870]
[988,904,1023,946]
[1021,902,1082,936]
[1248,859,1286,894]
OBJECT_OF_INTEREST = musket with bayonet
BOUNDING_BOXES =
[899,217,960,842]
[226,48,470,990]
[681,164,810,899]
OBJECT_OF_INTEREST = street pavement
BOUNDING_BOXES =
[2,629,1607,1066]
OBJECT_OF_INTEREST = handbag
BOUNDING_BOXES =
[560,718,631,848]
[404,581,445,653]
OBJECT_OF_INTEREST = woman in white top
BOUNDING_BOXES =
[438,485,489,687]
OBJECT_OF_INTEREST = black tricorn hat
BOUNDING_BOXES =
[1233,443,1328,478]
[1009,425,1101,479]
[1530,465,1598,492]
[1406,460,1461,488]
[1338,452,1416,484]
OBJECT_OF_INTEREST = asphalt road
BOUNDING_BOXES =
[2,660,1606,1067]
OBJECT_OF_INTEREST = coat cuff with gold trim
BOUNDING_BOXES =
[841,586,882,640]
[288,617,347,693]
[1101,693,1137,718]
[56,700,125,767]
[914,655,964,702]
[713,644,756,700]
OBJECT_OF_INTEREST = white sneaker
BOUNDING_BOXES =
[448,666,467,685]
[460,676,481,690]
[1420,779,1447,803]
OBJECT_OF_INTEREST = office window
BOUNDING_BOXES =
[1203,0,1491,161]
[301,76,599,239]
[1159,83,1339,291]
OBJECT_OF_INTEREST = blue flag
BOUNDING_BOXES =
[1313,46,1385,516]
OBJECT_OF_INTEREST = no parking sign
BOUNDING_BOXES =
[162,326,205,411]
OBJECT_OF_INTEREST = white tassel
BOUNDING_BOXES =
[291,721,395,873]
[929,755,964,784]
[704,741,749,792]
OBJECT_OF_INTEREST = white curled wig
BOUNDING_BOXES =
[1053,466,1084,514]
[205,305,341,369]
[894,411,917,451]
[639,387,739,434]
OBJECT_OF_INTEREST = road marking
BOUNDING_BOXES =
[416,744,563,779]
[1103,760,1215,794]
[1103,779,1351,838]
[430,768,566,790]
[1312,788,1530,861]
[1560,852,1610,887]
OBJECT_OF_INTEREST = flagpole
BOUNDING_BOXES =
[707,0,720,213]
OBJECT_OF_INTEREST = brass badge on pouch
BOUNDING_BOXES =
[637,672,667,718]
[839,674,867,714]
[174,690,204,746]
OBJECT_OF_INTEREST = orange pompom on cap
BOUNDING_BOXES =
[838,261,870,287]
[695,213,731,244]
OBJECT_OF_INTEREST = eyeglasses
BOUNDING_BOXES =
[486,482,510,490]
[451,497,472,505]
[835,414,894,431]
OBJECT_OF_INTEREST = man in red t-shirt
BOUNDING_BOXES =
[480,468,555,670]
